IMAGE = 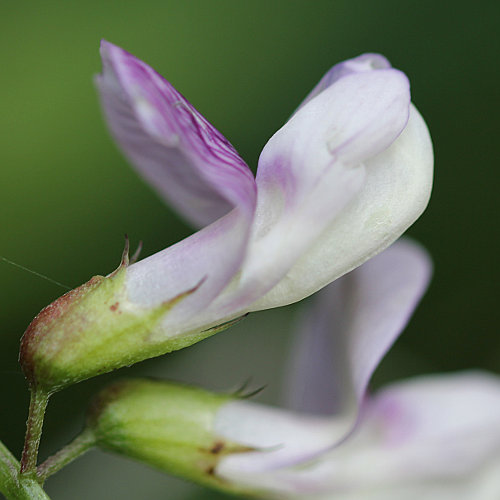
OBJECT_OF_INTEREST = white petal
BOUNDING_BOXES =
[205,68,411,317]
[252,103,433,310]
[296,54,392,113]
[216,372,500,499]
[214,240,431,474]
[215,400,349,472]
[283,239,432,417]
[125,208,250,336]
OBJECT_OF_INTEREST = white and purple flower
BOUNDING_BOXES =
[96,41,432,337]
[21,42,432,392]
[212,241,500,499]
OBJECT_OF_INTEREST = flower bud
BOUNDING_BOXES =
[86,379,254,494]
[19,245,216,393]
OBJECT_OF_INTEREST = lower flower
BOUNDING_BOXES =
[85,240,500,499]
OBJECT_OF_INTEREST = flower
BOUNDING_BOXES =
[88,240,500,499]
[97,42,433,327]
[20,43,433,393]
[212,239,500,499]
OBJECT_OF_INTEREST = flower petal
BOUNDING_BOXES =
[204,62,412,319]
[216,372,500,498]
[214,401,349,474]
[125,208,251,336]
[368,371,500,475]
[253,102,433,310]
[96,40,256,227]
[126,54,417,334]
[213,239,431,474]
[105,50,431,347]
[296,53,392,112]
[284,238,432,416]
[296,372,500,499]
[96,41,258,336]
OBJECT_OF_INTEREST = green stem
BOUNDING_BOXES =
[20,387,50,477]
[37,428,96,483]
[0,440,51,500]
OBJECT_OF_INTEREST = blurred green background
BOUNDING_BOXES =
[1,1,498,498]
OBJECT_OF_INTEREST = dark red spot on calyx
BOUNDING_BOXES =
[209,441,225,454]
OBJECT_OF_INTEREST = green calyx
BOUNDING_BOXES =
[19,245,222,393]
[87,379,254,494]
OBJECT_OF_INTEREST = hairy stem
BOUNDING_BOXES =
[20,387,50,476]
[37,428,95,483]
[0,440,51,500]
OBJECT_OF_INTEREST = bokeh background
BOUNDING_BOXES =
[1,1,498,498]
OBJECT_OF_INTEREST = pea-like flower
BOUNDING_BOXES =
[213,240,500,499]
[88,241,500,499]
[20,42,433,393]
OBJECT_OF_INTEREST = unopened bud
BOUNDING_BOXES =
[86,379,254,495]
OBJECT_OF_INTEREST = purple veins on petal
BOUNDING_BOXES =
[96,44,433,354]
[96,40,256,228]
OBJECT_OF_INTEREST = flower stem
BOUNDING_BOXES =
[36,428,96,483]
[20,387,50,477]
[0,440,51,499]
